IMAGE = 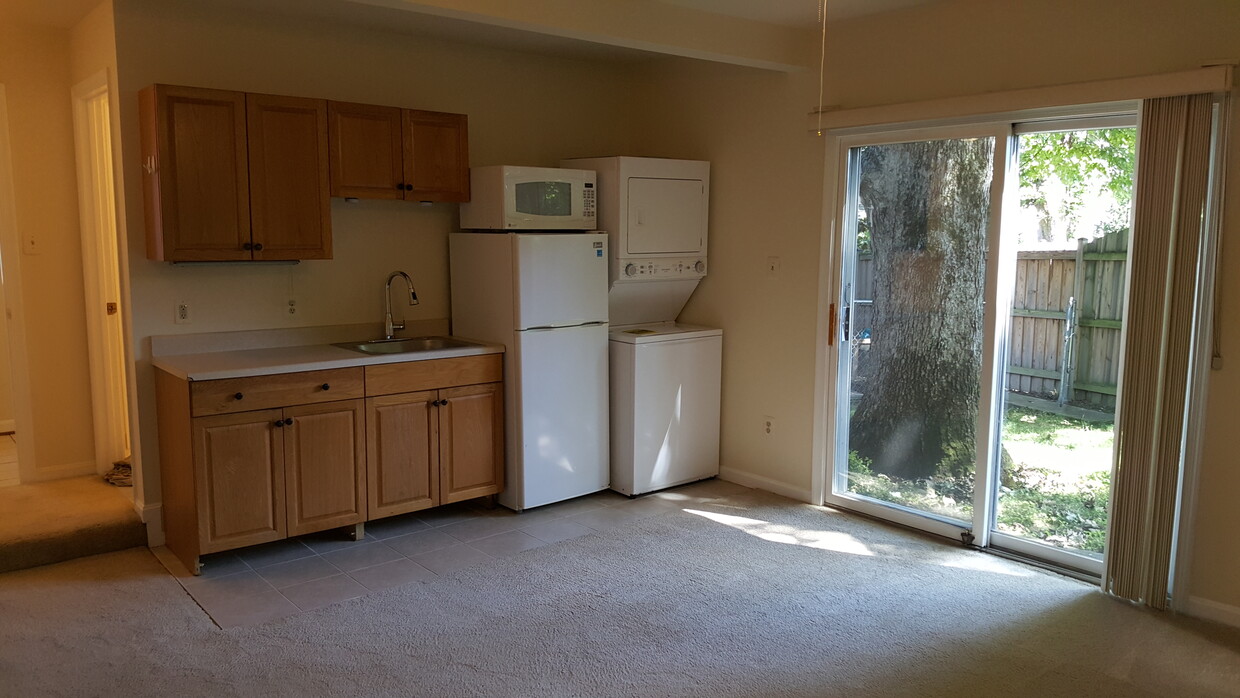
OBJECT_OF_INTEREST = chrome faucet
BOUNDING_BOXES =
[384,271,419,340]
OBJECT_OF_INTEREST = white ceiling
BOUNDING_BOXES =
[0,0,102,28]
[656,0,941,26]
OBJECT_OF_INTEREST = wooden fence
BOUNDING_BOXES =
[853,229,1127,413]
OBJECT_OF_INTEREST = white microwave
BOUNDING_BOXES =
[459,165,597,230]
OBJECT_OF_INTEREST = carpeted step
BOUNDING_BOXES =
[0,476,147,573]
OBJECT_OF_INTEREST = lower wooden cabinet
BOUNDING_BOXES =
[192,408,286,552]
[366,391,439,519]
[156,354,503,574]
[283,400,366,537]
[366,381,504,516]
[439,383,504,504]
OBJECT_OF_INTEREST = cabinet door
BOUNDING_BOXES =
[284,399,366,536]
[328,102,405,200]
[403,110,470,203]
[366,392,439,519]
[439,383,504,504]
[141,85,250,261]
[247,94,332,260]
[192,409,286,553]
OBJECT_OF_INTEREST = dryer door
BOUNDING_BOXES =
[625,177,706,255]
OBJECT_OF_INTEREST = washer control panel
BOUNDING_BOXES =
[616,256,706,281]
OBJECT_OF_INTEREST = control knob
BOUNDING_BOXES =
[694,260,706,273]
[624,263,637,277]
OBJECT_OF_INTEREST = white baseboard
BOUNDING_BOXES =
[141,503,164,547]
[719,467,814,503]
[23,460,96,482]
[1184,596,1240,629]
[0,419,14,433]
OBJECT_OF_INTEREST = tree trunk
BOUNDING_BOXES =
[849,138,993,481]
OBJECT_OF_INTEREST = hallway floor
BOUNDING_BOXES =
[0,474,145,572]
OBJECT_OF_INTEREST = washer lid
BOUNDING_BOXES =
[609,321,722,344]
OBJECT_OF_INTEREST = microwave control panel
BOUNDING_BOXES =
[583,182,596,222]
[615,256,706,282]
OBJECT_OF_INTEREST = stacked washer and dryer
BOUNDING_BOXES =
[562,157,722,497]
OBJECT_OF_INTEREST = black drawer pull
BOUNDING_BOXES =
[234,392,244,400]
[321,383,330,391]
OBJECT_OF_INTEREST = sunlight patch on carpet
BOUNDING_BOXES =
[685,509,875,556]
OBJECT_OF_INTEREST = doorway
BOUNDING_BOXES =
[827,117,1137,576]
[72,70,130,477]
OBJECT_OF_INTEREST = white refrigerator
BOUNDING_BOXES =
[449,232,610,511]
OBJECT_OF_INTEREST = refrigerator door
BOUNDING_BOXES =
[514,233,608,330]
[507,323,609,510]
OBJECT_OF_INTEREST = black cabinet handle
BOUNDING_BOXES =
[234,392,244,400]
[439,399,449,406]
[253,242,264,251]
[321,383,330,391]
[284,418,294,426]
[242,242,253,251]
[273,419,284,428]
[404,184,414,191]
[431,399,441,407]
[396,183,406,191]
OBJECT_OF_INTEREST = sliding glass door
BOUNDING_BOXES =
[828,118,1136,576]
[831,126,1008,543]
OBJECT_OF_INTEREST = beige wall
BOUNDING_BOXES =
[625,60,825,497]
[628,0,1240,611]
[0,20,97,477]
[112,0,638,524]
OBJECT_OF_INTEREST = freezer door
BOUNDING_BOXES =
[514,234,608,329]
[510,323,609,509]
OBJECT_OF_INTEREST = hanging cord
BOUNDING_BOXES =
[817,0,828,135]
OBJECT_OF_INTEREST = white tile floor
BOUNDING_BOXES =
[0,434,19,487]
[158,479,750,629]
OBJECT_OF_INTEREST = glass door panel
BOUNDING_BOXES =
[990,124,1136,573]
[835,135,997,527]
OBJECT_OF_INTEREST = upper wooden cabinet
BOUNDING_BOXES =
[246,93,332,261]
[329,101,470,203]
[140,85,332,262]
[140,85,251,262]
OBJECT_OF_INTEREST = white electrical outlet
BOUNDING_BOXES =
[22,233,39,255]
[287,297,298,316]
[175,301,191,324]
[763,415,774,435]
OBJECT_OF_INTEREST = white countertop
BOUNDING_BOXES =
[152,339,504,382]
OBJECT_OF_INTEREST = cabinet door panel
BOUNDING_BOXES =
[192,409,286,552]
[328,102,404,199]
[403,110,470,203]
[367,392,439,519]
[440,383,504,504]
[284,400,366,536]
[143,85,250,261]
[247,94,331,260]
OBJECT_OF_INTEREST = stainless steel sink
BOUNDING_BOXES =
[333,336,480,355]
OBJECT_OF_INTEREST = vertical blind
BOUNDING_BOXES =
[1104,93,1215,609]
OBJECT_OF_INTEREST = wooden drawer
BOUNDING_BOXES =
[191,367,365,416]
[366,354,502,396]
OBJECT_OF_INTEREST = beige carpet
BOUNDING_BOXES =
[1,483,1238,697]
[0,475,146,573]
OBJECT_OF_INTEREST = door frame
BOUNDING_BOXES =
[0,84,39,482]
[72,69,131,475]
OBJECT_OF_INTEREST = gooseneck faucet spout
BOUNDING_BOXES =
[384,270,419,340]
